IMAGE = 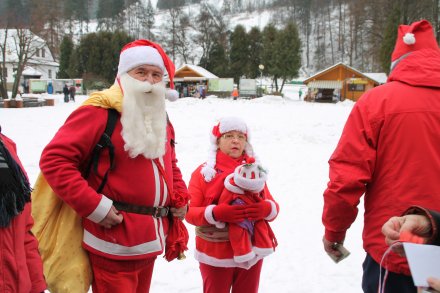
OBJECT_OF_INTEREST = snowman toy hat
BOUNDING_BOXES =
[232,157,267,193]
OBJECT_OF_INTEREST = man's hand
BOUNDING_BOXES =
[212,204,247,223]
[245,201,272,220]
[382,214,431,255]
[170,205,188,220]
[99,206,123,229]
[322,237,343,258]
[428,277,440,292]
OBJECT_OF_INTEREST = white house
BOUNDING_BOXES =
[0,29,59,91]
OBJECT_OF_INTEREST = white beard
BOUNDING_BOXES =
[119,73,167,159]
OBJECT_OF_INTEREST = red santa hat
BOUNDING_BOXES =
[224,157,267,193]
[117,39,179,101]
[201,117,258,182]
[391,19,439,70]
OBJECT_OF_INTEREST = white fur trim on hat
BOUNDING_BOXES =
[403,33,416,45]
[233,164,267,193]
[118,46,165,76]
[201,117,257,182]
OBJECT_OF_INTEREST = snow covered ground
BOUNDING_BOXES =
[0,86,367,292]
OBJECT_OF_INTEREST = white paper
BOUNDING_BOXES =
[403,243,440,287]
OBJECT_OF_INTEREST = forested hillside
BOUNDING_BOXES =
[1,0,439,76]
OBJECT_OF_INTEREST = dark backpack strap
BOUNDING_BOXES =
[84,108,119,193]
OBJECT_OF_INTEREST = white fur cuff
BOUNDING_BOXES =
[87,195,113,223]
[264,200,278,221]
[204,204,225,229]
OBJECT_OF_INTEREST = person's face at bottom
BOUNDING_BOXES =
[127,64,163,83]
[217,130,247,159]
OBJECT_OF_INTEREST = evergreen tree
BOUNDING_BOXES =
[72,31,133,86]
[58,36,74,78]
[205,40,229,77]
[229,24,249,84]
[246,27,263,79]
[261,24,278,91]
[379,5,400,74]
[274,22,301,92]
[144,0,155,39]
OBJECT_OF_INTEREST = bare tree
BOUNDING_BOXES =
[0,29,44,100]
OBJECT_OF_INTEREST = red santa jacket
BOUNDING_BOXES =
[0,134,46,293]
[40,106,189,260]
[185,151,279,268]
[322,48,440,275]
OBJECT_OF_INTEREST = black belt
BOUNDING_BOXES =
[113,201,169,218]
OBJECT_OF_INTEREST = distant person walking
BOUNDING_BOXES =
[63,84,69,103]
[299,88,303,100]
[69,85,76,102]
[232,88,239,100]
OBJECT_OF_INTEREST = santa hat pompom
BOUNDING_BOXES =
[403,33,416,45]
[201,117,259,182]
[166,89,179,101]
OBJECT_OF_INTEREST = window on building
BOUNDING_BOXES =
[35,48,39,57]
[348,84,365,92]
[48,69,52,78]
[42,48,45,58]
[1,67,7,77]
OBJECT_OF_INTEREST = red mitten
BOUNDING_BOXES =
[246,201,273,220]
[212,204,247,223]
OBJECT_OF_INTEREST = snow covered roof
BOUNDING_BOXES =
[0,29,56,64]
[22,66,42,76]
[175,64,218,79]
[363,73,388,84]
[304,62,383,86]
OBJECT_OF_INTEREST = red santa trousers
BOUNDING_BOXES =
[199,260,263,293]
[89,253,156,293]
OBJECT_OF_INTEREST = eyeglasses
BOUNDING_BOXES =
[221,133,247,141]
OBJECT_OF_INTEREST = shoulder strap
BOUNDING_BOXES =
[84,108,119,193]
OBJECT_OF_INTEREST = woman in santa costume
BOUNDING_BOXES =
[185,117,279,293]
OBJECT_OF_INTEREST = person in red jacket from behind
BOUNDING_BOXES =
[0,127,47,293]
[321,19,440,293]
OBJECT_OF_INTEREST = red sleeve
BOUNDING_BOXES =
[185,166,211,226]
[39,106,108,217]
[322,99,377,242]
[24,204,47,293]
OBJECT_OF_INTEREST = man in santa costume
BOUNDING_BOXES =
[218,157,277,263]
[322,19,440,293]
[39,39,189,292]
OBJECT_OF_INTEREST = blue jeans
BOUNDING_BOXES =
[362,253,416,293]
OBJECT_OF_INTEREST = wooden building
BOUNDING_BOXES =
[303,62,387,102]
[172,64,218,98]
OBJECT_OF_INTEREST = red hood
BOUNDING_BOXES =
[388,48,440,88]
